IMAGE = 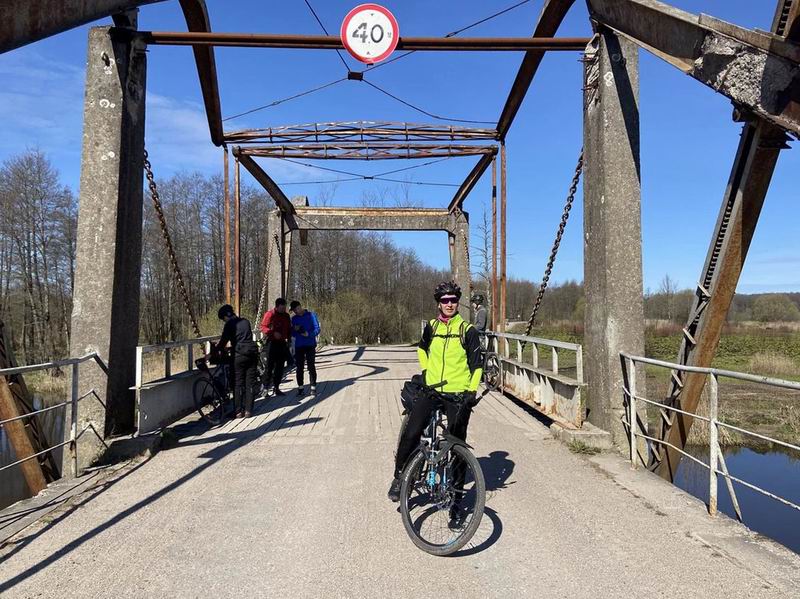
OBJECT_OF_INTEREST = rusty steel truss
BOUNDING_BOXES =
[237,142,497,161]
[224,121,499,145]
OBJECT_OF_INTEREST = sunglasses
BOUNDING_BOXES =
[439,296,459,305]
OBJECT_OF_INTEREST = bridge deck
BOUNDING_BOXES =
[1,346,799,597]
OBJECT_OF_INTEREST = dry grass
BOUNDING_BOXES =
[747,352,800,378]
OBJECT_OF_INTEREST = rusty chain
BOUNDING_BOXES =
[461,225,473,293]
[522,149,583,339]
[143,150,202,338]
[255,233,280,321]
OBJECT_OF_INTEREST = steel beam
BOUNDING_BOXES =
[143,32,589,51]
[497,0,578,139]
[0,0,163,53]
[235,152,296,216]
[448,152,497,213]
[240,143,496,161]
[225,121,499,145]
[650,0,796,480]
[177,0,223,146]
[588,0,800,136]
[292,207,456,232]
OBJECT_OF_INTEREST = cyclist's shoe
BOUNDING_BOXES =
[235,411,245,419]
[243,411,252,418]
[310,385,317,395]
[296,386,305,397]
[273,388,286,397]
[448,506,466,531]
[387,478,401,502]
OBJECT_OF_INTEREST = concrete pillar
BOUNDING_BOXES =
[66,26,146,472]
[449,211,472,319]
[266,209,284,305]
[582,31,646,447]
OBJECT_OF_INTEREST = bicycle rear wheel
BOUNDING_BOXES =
[483,351,502,392]
[399,443,485,556]
[193,377,227,426]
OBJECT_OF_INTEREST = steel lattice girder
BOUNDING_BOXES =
[238,143,498,160]
[224,121,499,145]
[588,0,800,137]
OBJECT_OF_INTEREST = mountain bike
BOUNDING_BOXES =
[399,384,486,556]
[482,334,502,393]
[192,351,233,426]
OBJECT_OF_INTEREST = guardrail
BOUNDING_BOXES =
[0,353,108,478]
[133,336,220,435]
[620,353,800,519]
[134,335,219,388]
[488,331,585,428]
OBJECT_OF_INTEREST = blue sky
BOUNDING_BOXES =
[0,0,797,293]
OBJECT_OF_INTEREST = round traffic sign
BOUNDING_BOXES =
[340,4,399,65]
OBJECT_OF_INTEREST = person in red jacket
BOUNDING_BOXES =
[260,297,292,396]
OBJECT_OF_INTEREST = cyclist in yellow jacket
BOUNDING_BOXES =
[388,281,483,507]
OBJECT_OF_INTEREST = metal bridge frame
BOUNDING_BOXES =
[2,0,798,478]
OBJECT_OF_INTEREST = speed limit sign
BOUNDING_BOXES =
[340,4,399,65]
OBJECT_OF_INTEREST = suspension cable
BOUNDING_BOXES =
[361,80,495,125]
[143,150,202,338]
[223,77,347,122]
[302,0,350,72]
[522,150,583,339]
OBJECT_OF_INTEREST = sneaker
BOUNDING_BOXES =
[310,385,317,394]
[273,388,286,397]
[243,411,252,418]
[296,386,305,397]
[387,478,401,503]
[235,411,245,419]
[448,507,466,531]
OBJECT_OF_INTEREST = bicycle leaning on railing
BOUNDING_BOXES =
[192,349,233,426]
[397,381,486,556]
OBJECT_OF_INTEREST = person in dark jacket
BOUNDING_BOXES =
[290,300,321,396]
[260,297,292,396]
[215,304,259,418]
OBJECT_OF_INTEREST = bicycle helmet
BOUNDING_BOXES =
[217,304,235,320]
[433,281,462,302]
[471,292,485,306]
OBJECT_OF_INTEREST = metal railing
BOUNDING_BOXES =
[620,353,800,520]
[487,330,584,428]
[488,331,583,383]
[0,353,108,478]
[134,336,219,388]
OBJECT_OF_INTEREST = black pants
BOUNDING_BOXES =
[262,340,288,390]
[233,351,258,413]
[393,393,472,479]
[295,345,317,387]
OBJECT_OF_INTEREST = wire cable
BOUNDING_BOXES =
[362,0,532,74]
[222,77,347,122]
[302,0,350,72]
[362,80,495,124]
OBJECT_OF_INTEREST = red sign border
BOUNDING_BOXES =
[340,3,400,65]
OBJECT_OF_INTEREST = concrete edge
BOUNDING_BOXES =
[550,420,614,450]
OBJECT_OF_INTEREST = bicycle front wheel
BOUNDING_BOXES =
[399,443,485,556]
[193,377,226,426]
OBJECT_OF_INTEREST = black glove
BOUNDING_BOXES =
[462,391,479,407]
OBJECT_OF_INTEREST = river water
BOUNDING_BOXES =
[675,445,800,554]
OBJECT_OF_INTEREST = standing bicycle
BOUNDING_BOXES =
[389,282,485,549]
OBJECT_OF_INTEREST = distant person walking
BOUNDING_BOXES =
[290,300,321,396]
[260,297,291,396]
[215,304,259,418]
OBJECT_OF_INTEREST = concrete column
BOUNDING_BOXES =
[66,26,146,472]
[266,209,284,304]
[582,31,646,447]
[449,211,472,319]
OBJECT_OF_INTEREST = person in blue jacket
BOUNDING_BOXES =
[290,300,321,396]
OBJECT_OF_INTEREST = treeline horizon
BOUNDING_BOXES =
[2,149,800,362]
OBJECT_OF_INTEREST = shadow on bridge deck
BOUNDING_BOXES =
[1,346,799,598]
